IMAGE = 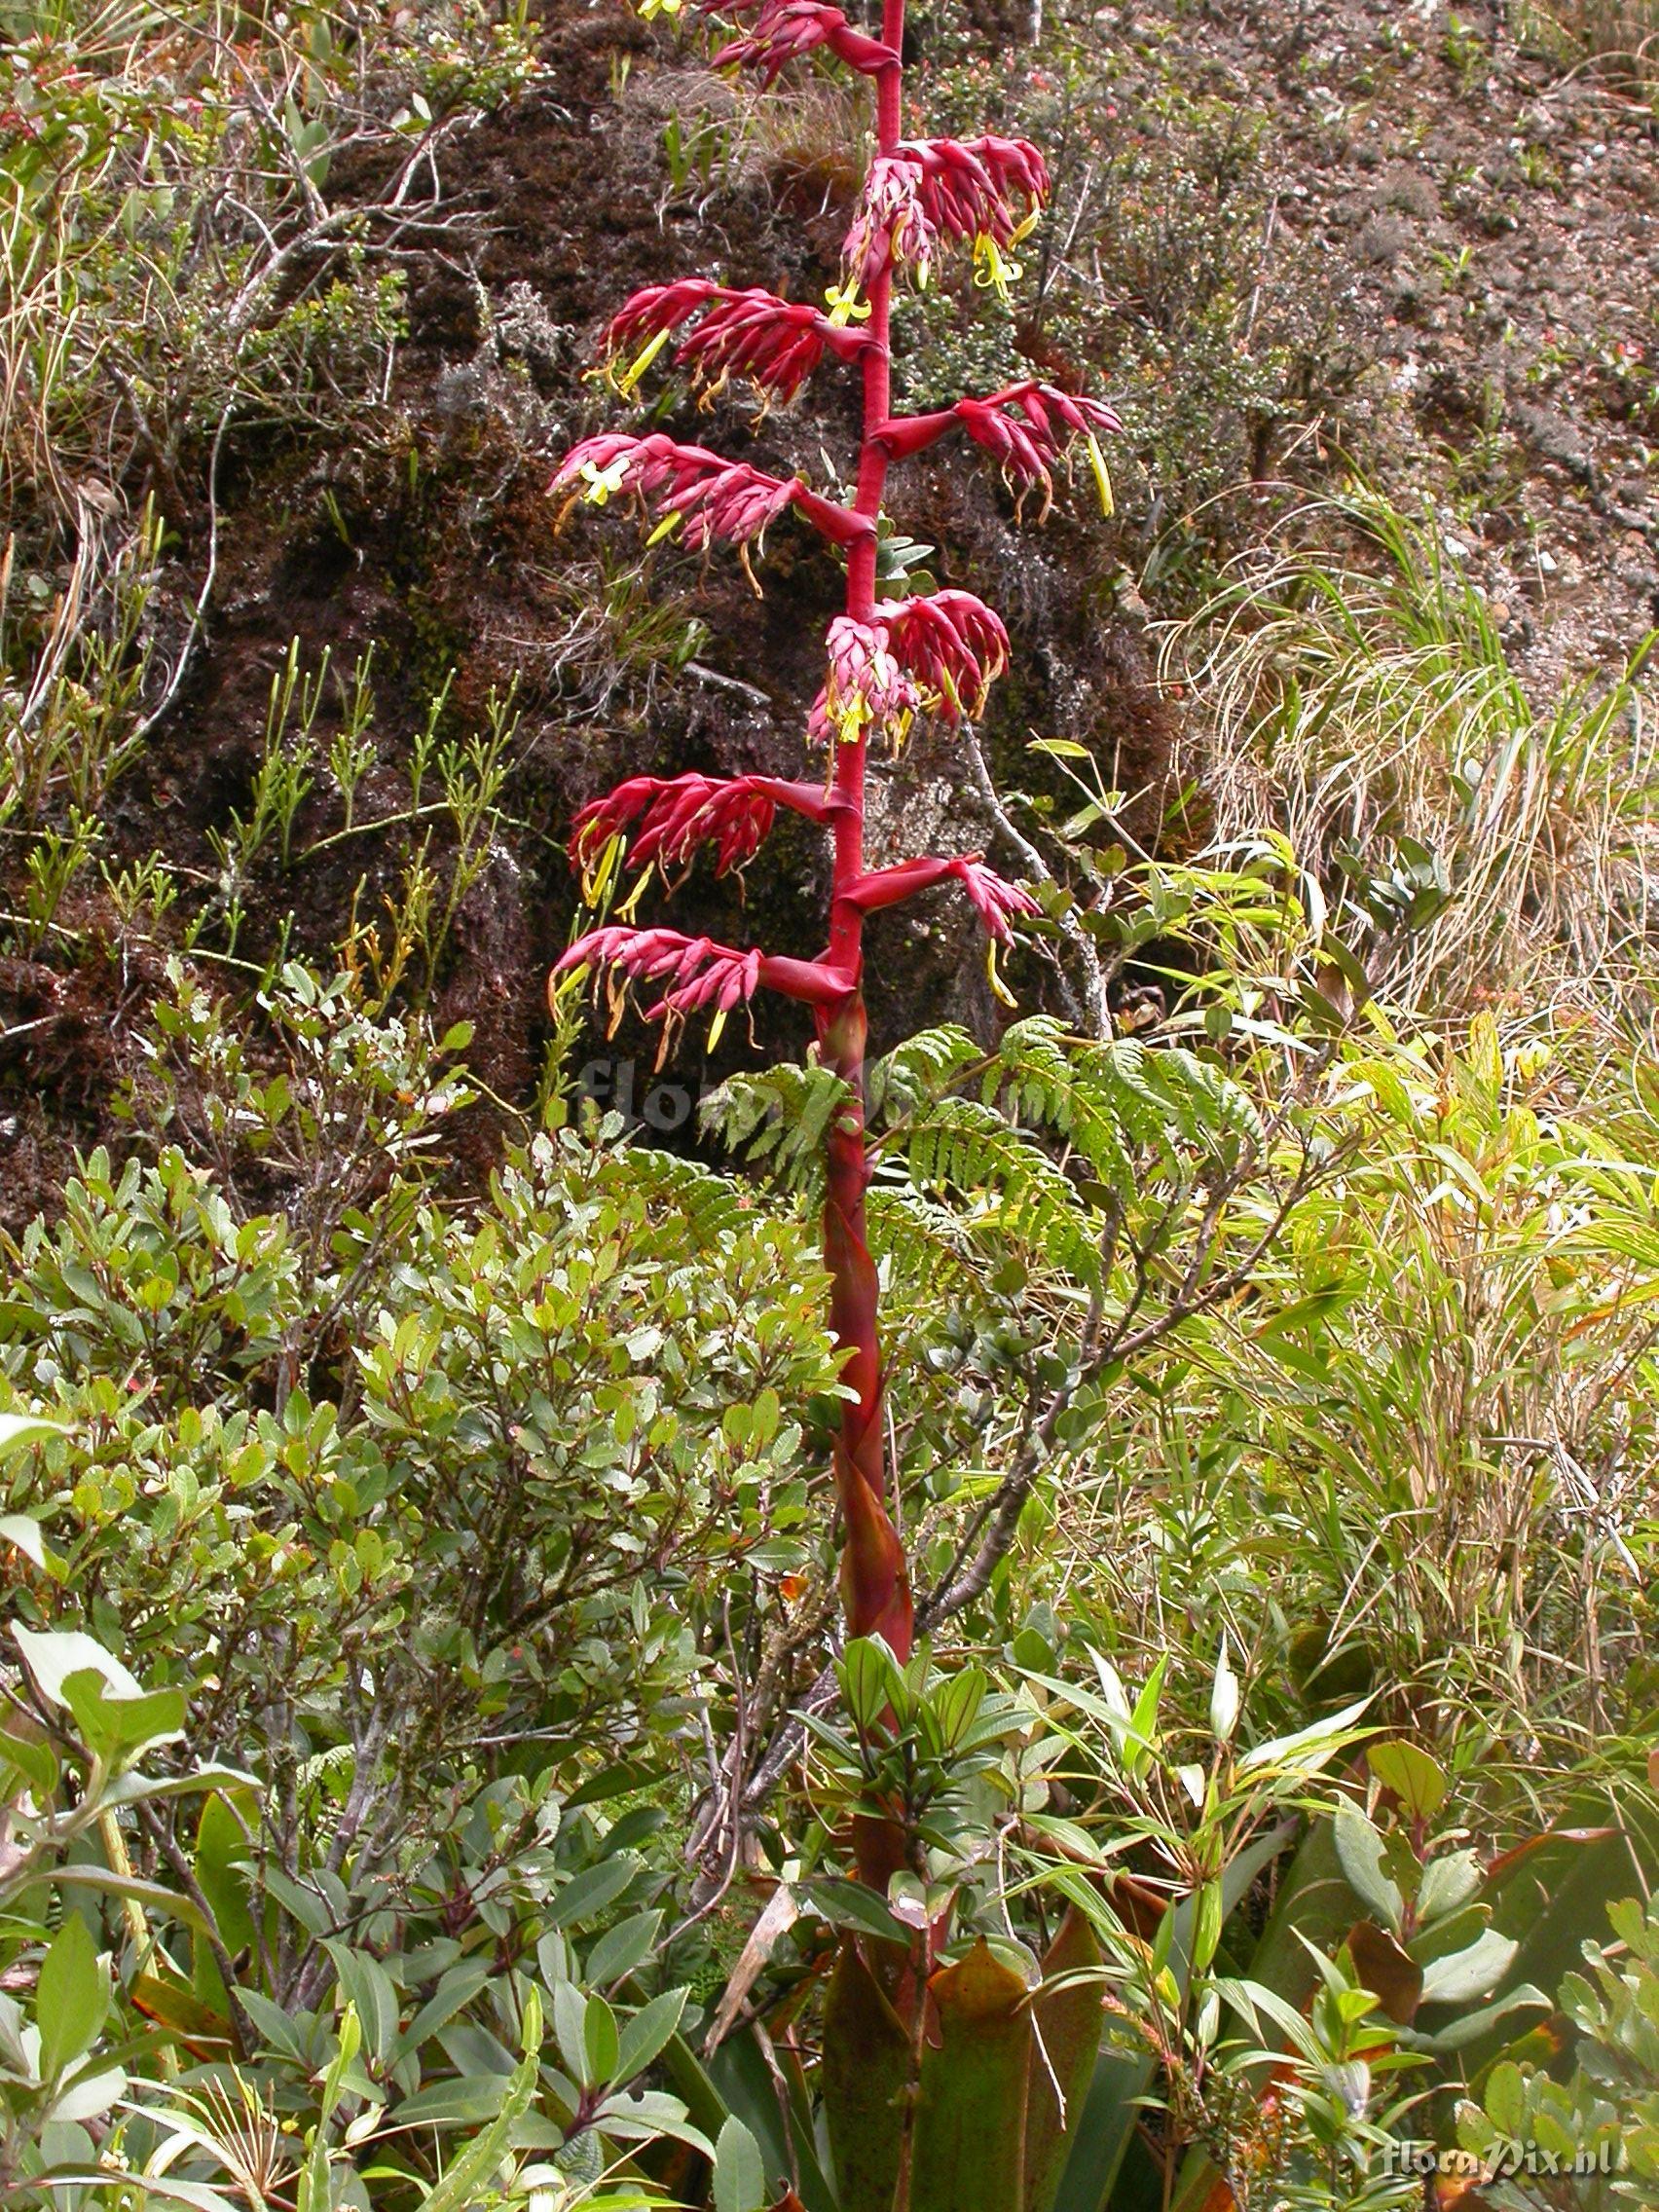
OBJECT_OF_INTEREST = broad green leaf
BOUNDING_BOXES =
[616,1987,687,2083]
[1024,1906,1106,2212]
[0,1413,64,1457]
[587,1909,662,1988]
[800,1877,910,1947]
[1419,1929,1517,2006]
[47,2062,126,2125]
[553,1977,591,2085]
[1332,1803,1404,1935]
[0,1514,46,1568]
[912,1940,1032,2212]
[326,1943,401,2067]
[546,1853,641,1930]
[714,2114,768,2212]
[50,1865,211,1938]
[1367,1740,1447,1821]
[584,1993,621,2086]
[14,1625,141,1708]
[1418,1849,1483,1926]
[63,1673,186,1762]
[384,2074,513,2132]
[38,1915,109,2081]
[821,1939,910,2212]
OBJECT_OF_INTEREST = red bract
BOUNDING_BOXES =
[715,0,899,83]
[571,774,780,880]
[877,589,1010,722]
[559,927,847,1032]
[902,134,1049,248]
[604,281,877,403]
[552,433,801,549]
[877,380,1123,512]
[846,852,1037,942]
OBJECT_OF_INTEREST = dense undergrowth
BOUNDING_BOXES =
[2,0,1658,2208]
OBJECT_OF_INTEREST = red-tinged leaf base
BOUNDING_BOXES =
[821,1908,1106,2212]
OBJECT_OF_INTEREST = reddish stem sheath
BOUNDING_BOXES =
[818,0,913,1672]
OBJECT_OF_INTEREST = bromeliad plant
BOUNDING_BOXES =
[552,0,1117,1722]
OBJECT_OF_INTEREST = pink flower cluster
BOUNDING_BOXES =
[714,0,899,84]
[604,280,878,404]
[814,616,923,744]
[571,773,780,880]
[877,590,1010,723]
[552,433,800,549]
[809,588,1010,745]
[842,134,1049,286]
[559,925,763,1022]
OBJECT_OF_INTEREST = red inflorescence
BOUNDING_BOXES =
[559,925,763,1021]
[843,155,937,287]
[552,433,801,549]
[950,857,1042,943]
[903,135,1049,248]
[842,134,1049,286]
[714,0,899,84]
[876,590,1010,723]
[571,773,779,880]
[877,381,1122,509]
[813,616,925,744]
[604,281,878,404]
[808,590,1011,742]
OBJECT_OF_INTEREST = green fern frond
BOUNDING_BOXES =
[701,1062,850,1195]
[866,1025,984,1122]
[610,1145,750,1245]
[899,1094,1107,1293]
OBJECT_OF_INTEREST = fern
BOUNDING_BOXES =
[866,1025,985,1123]
[867,1181,993,1298]
[611,1145,751,1246]
[701,1063,851,1195]
[896,1094,1108,1293]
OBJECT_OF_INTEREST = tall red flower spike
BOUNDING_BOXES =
[550,0,1120,1809]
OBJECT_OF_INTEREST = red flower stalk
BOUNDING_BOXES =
[551,0,1117,1763]
[604,281,879,404]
